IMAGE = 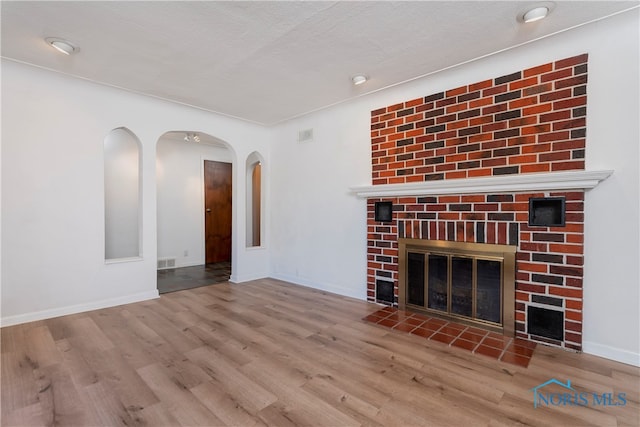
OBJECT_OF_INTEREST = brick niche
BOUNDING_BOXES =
[367,54,588,351]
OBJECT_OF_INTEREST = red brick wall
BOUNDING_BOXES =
[371,54,587,185]
[367,191,584,350]
[367,54,588,351]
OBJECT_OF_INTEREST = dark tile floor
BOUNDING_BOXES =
[363,307,536,367]
[157,262,231,294]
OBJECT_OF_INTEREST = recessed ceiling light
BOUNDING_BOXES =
[352,75,368,86]
[45,37,78,55]
[522,6,549,23]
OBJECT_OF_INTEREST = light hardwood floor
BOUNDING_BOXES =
[1,278,638,426]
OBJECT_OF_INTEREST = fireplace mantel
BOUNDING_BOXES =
[351,170,613,198]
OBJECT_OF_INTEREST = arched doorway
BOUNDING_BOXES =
[155,131,234,293]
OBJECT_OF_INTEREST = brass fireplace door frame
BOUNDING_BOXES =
[398,239,516,337]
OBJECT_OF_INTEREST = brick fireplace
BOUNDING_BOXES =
[355,53,613,352]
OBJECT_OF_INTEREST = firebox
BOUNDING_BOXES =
[398,239,516,337]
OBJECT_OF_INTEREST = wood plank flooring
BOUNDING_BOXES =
[2,278,638,426]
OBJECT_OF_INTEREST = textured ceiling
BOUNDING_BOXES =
[2,1,638,125]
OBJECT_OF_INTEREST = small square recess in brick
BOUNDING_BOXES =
[362,308,536,368]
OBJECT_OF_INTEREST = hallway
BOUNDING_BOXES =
[157,262,231,294]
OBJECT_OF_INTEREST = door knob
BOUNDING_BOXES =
[206,208,211,213]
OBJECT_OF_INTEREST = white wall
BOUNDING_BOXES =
[270,10,639,365]
[581,10,639,367]
[1,60,271,326]
[270,107,370,300]
[156,137,232,268]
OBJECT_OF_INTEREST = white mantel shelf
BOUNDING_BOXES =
[350,170,614,198]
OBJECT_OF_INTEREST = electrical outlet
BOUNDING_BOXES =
[183,250,188,257]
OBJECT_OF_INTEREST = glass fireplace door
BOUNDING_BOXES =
[405,250,504,327]
[427,254,448,312]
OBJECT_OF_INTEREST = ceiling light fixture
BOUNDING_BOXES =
[522,6,549,23]
[45,37,78,55]
[352,75,368,86]
[184,133,200,143]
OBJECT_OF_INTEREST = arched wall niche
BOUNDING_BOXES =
[246,151,265,248]
[104,127,142,261]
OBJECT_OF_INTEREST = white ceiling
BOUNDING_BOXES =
[2,1,638,125]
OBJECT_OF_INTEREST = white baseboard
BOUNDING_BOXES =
[229,271,269,283]
[175,260,205,269]
[270,272,367,301]
[157,260,203,270]
[0,290,160,327]
[583,340,640,367]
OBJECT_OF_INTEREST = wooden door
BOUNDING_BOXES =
[204,160,232,263]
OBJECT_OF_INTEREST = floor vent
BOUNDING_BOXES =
[157,258,176,269]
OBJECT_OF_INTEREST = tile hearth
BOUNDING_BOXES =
[363,306,536,367]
